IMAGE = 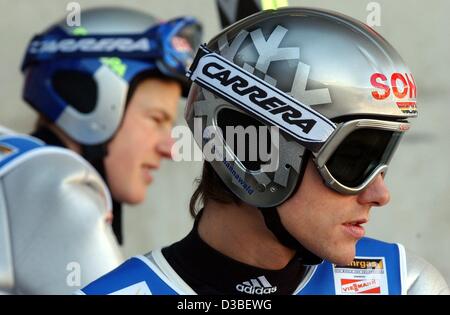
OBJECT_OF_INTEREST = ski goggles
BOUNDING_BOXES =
[312,119,410,195]
[21,16,202,81]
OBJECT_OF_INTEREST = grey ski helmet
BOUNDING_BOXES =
[185,7,417,208]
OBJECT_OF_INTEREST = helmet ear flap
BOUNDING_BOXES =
[51,70,97,114]
[23,64,67,122]
[186,86,308,208]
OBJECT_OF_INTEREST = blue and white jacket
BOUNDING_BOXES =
[81,237,417,295]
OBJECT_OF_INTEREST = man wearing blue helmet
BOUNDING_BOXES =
[0,7,201,294]
[22,7,202,243]
[80,8,448,295]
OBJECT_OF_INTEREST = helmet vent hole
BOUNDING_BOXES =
[217,108,272,172]
[52,70,97,114]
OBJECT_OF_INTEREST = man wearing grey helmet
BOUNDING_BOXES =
[80,7,449,295]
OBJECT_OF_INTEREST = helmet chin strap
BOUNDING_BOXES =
[81,144,108,162]
[258,151,323,265]
[259,206,323,265]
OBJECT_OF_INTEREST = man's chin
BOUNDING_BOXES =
[119,191,146,205]
[325,249,356,266]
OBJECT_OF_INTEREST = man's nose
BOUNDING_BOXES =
[357,174,391,207]
[156,134,175,160]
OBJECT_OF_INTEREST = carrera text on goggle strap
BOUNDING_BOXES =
[187,45,336,153]
[28,35,155,54]
[22,34,161,70]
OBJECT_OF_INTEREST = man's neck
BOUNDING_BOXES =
[42,123,82,154]
[197,200,296,270]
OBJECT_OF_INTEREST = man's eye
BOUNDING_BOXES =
[149,115,164,124]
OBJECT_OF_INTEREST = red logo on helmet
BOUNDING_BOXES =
[370,73,417,114]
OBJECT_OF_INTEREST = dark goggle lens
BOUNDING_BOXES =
[325,129,401,188]
[160,19,202,77]
[172,23,202,58]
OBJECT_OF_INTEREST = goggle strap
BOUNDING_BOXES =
[21,34,162,71]
[187,44,336,153]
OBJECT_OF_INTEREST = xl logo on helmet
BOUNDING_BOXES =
[203,62,316,134]
[370,73,417,114]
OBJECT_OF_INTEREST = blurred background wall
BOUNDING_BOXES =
[0,0,449,284]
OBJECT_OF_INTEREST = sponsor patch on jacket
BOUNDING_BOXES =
[333,257,388,295]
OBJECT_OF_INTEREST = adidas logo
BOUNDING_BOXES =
[236,276,277,295]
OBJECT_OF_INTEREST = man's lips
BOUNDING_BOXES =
[342,219,368,239]
[142,164,158,184]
